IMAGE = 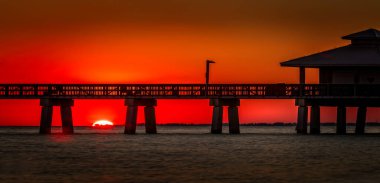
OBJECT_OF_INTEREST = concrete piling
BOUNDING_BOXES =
[124,99,157,134]
[36,96,374,136]
[228,106,240,134]
[296,106,308,134]
[294,99,374,135]
[310,105,320,134]
[355,106,367,134]
[39,99,74,134]
[40,106,53,134]
[144,106,157,134]
[125,106,138,134]
[210,99,240,134]
[211,106,223,134]
[295,99,308,134]
[61,105,74,134]
[336,106,346,134]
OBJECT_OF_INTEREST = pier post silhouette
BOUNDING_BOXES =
[336,106,347,134]
[39,99,74,134]
[125,106,138,134]
[40,105,53,134]
[61,103,74,134]
[228,106,240,134]
[144,106,157,134]
[211,106,223,134]
[125,99,157,134]
[355,106,367,134]
[310,105,321,134]
[210,99,240,134]
[296,99,308,134]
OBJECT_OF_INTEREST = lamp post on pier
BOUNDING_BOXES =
[205,60,215,95]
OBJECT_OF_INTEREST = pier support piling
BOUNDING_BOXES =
[228,106,240,134]
[144,106,157,134]
[355,106,367,134]
[210,99,240,134]
[125,106,138,134]
[40,106,53,134]
[39,99,74,134]
[124,99,157,134]
[296,106,308,134]
[61,105,74,134]
[296,99,308,134]
[310,105,320,134]
[211,106,223,134]
[336,106,347,135]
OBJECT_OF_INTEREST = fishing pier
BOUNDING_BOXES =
[1,29,380,135]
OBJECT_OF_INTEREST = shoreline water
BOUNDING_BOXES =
[1,126,380,183]
[3,125,380,134]
[2,122,380,127]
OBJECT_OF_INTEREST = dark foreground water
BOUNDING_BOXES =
[2,126,380,183]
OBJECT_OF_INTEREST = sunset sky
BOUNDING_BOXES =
[1,0,380,126]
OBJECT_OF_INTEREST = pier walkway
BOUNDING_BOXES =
[1,83,379,99]
[1,83,379,135]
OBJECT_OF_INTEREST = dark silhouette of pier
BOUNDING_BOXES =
[1,28,380,135]
[2,83,379,99]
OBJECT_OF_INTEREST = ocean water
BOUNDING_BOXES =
[1,126,380,183]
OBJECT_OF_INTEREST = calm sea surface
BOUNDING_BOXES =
[2,126,380,183]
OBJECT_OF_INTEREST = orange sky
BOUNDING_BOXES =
[1,0,380,126]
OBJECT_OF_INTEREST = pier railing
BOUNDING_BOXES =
[0,84,379,99]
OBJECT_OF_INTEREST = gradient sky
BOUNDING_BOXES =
[1,0,380,126]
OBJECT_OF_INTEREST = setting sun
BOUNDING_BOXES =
[92,120,114,127]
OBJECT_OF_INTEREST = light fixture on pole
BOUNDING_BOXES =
[206,60,215,85]
[205,60,215,96]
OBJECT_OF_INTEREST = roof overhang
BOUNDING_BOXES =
[280,45,380,68]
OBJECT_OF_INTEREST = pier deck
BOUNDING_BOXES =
[1,83,379,135]
[0,83,379,99]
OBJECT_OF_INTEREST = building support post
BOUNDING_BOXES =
[296,99,308,134]
[40,105,53,134]
[125,106,138,134]
[299,67,306,84]
[296,106,308,134]
[355,106,367,134]
[144,106,157,134]
[228,106,240,134]
[310,105,320,134]
[336,106,347,135]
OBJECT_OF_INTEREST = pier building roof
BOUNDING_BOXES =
[280,28,380,68]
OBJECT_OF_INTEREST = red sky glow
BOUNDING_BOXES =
[1,0,380,126]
